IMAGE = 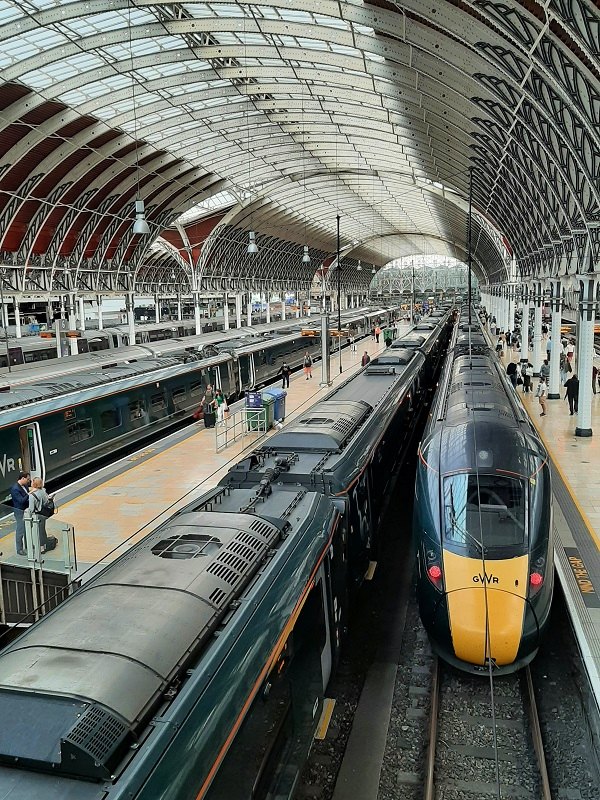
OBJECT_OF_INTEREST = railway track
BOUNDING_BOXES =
[424,659,552,800]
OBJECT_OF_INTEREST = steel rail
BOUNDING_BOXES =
[423,657,440,800]
[524,665,553,800]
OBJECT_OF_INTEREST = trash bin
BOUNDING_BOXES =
[262,387,287,423]
[246,390,264,431]
[260,393,276,430]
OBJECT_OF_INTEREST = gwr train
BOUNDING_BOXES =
[0,314,452,800]
[414,319,554,674]
[0,309,399,500]
[0,306,395,368]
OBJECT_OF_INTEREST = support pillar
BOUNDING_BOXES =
[520,286,530,364]
[247,298,252,327]
[78,295,86,331]
[235,294,243,329]
[155,295,160,324]
[67,294,78,354]
[281,296,286,321]
[126,292,136,347]
[548,279,563,400]
[13,297,21,338]
[177,295,183,322]
[532,283,543,375]
[295,290,301,318]
[508,286,516,334]
[97,295,104,330]
[223,292,229,331]
[576,276,596,437]
[194,293,202,334]
[266,294,271,324]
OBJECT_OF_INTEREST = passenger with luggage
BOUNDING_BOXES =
[361,351,371,367]
[200,384,216,428]
[28,477,58,554]
[10,471,30,555]
[303,352,313,380]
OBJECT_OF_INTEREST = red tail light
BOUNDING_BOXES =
[529,571,544,597]
[427,563,444,591]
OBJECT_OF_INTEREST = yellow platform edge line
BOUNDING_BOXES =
[525,404,600,553]
[315,697,336,741]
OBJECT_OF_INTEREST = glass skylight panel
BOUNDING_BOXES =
[208,3,242,18]
[176,189,236,224]
[60,9,133,38]
[0,1,23,23]
[58,72,132,105]
[102,35,184,62]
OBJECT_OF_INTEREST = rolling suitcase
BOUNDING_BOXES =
[203,410,216,428]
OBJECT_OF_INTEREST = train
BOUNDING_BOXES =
[414,317,554,674]
[0,307,396,370]
[0,313,453,800]
[0,308,400,499]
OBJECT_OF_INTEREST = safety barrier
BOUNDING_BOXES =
[215,407,268,452]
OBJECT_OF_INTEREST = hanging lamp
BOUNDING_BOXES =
[247,231,258,254]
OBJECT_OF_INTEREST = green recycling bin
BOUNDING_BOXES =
[261,392,276,430]
[262,387,287,422]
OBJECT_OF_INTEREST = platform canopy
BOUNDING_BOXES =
[0,1,598,297]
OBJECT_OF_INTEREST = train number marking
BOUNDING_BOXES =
[472,572,499,585]
[0,454,16,478]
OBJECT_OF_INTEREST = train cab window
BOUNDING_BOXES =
[112,334,119,348]
[444,474,526,550]
[100,407,121,432]
[129,399,146,421]
[68,418,94,445]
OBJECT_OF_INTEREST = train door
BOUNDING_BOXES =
[317,564,333,691]
[18,423,45,481]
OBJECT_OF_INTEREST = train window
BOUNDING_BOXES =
[129,399,146,421]
[443,474,526,549]
[172,388,187,408]
[151,393,166,412]
[190,381,203,398]
[68,419,94,445]
[100,407,121,432]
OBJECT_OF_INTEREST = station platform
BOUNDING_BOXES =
[507,350,600,703]
[0,332,394,574]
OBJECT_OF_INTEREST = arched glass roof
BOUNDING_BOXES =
[0,1,598,296]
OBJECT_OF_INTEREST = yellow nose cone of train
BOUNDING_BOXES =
[443,551,529,666]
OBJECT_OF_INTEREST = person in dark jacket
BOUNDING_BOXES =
[10,471,30,555]
[361,351,371,367]
[506,360,518,388]
[278,362,291,388]
[564,374,579,415]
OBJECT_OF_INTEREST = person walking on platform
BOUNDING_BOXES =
[566,339,575,365]
[593,364,598,396]
[348,327,357,352]
[536,377,548,416]
[200,384,216,428]
[546,335,552,362]
[506,360,518,388]
[540,359,550,381]
[523,362,534,393]
[374,325,381,343]
[10,471,30,555]
[28,477,57,554]
[214,389,228,426]
[303,352,313,379]
[278,362,291,388]
[564,374,579,415]
[361,351,371,367]
[505,330,512,348]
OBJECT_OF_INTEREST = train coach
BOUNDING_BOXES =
[0,315,451,799]
[414,319,554,674]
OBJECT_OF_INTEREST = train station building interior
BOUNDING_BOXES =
[0,2,600,798]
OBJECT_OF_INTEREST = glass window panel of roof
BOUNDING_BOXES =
[58,73,132,105]
[103,35,185,62]
[0,1,23,23]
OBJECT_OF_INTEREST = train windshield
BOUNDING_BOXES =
[443,473,526,551]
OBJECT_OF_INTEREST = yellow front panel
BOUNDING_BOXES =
[443,551,529,666]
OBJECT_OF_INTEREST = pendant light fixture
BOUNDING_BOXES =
[302,245,310,264]
[357,259,362,271]
[247,230,258,254]
[128,1,149,236]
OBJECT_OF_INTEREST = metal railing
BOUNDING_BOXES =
[0,502,78,625]
[215,407,268,452]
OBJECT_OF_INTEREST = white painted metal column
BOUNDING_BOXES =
[247,298,252,327]
[235,294,243,328]
[67,294,78,354]
[177,295,183,322]
[532,282,543,375]
[155,295,160,324]
[194,293,202,334]
[295,289,301,318]
[520,286,530,364]
[576,276,596,437]
[97,295,104,330]
[548,278,563,400]
[223,292,229,330]
[13,297,21,338]
[78,295,86,331]
[281,296,286,321]
[127,293,136,345]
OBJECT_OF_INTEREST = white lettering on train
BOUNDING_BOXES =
[0,454,16,478]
